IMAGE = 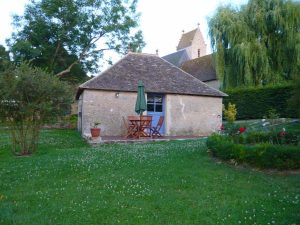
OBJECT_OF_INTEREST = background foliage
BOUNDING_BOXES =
[224,84,297,119]
[7,0,145,82]
[209,0,300,89]
[288,77,300,117]
[0,45,11,72]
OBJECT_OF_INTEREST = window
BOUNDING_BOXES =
[147,94,163,112]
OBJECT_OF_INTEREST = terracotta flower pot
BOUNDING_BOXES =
[90,128,101,137]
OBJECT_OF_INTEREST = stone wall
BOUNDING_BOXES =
[79,90,223,137]
[184,29,207,61]
[80,90,137,136]
[191,28,207,59]
[165,94,222,136]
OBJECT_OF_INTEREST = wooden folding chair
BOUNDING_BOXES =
[122,116,136,138]
[150,116,164,138]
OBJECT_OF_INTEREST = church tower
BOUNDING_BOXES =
[162,25,207,67]
[177,26,207,59]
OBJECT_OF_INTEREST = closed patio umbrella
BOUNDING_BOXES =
[135,80,147,115]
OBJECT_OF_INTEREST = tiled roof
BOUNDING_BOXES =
[162,49,190,67]
[76,53,226,99]
[181,54,217,82]
[177,29,197,50]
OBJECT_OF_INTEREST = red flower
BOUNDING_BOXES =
[220,124,225,130]
[238,127,246,134]
[279,131,287,137]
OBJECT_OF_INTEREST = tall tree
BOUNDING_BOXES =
[8,0,145,82]
[209,0,300,90]
[0,45,11,72]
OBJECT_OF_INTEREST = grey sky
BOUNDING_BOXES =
[0,0,248,65]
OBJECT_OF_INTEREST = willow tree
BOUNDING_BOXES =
[209,0,300,90]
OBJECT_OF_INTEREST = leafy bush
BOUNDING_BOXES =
[0,63,72,155]
[207,134,300,170]
[224,84,297,119]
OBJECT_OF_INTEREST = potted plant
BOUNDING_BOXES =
[90,122,101,138]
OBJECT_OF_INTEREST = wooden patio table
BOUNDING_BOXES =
[128,115,152,138]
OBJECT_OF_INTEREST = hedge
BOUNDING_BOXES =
[223,84,297,120]
[206,134,300,170]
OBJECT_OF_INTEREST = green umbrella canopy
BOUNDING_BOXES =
[135,80,147,115]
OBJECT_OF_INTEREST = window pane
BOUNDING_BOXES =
[154,96,162,103]
[156,104,163,112]
[147,95,154,103]
[147,104,154,112]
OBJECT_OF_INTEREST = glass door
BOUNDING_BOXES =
[147,93,165,134]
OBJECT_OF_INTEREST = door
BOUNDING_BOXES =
[146,93,165,134]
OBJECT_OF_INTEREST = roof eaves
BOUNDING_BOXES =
[203,78,218,82]
[76,86,226,98]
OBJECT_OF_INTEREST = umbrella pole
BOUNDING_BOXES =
[139,113,142,139]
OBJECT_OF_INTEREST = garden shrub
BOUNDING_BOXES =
[223,103,237,123]
[207,134,300,170]
[233,131,300,145]
[222,122,241,136]
[224,84,297,119]
[0,63,72,155]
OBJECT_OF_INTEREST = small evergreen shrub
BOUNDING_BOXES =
[223,103,237,123]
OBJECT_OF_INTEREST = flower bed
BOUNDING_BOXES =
[232,131,300,146]
[207,134,300,170]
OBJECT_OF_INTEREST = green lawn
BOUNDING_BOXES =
[0,129,299,224]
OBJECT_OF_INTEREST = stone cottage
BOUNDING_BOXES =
[76,52,226,137]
